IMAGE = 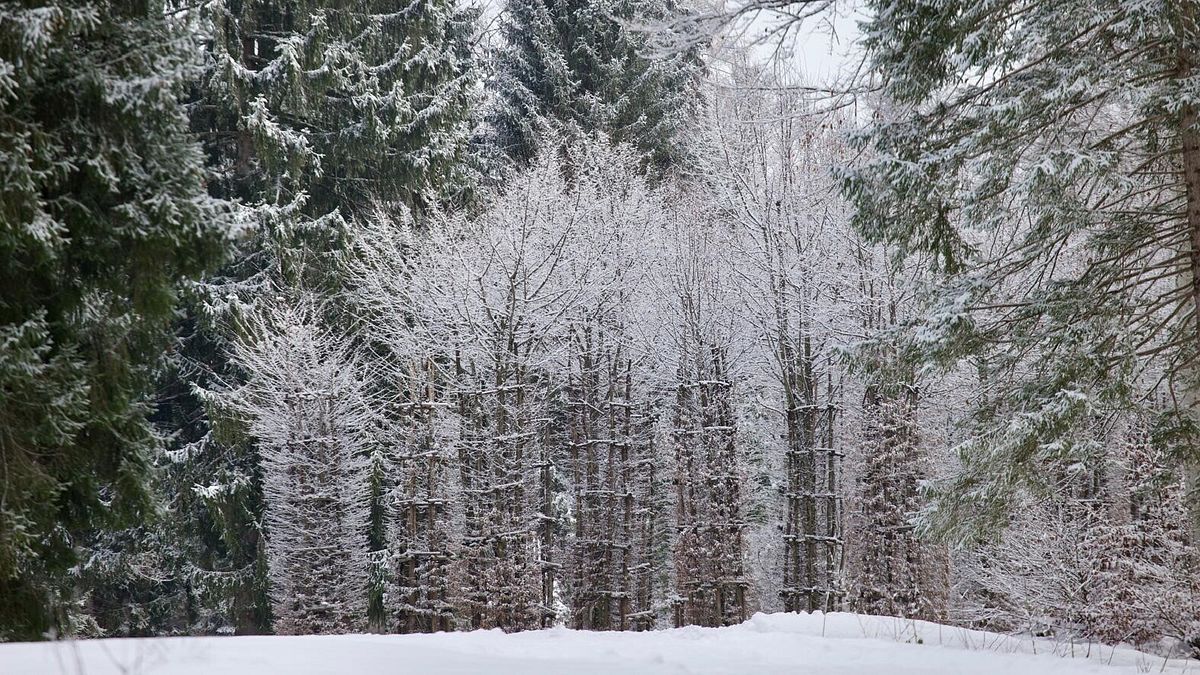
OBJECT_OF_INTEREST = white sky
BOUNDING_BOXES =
[791,5,864,81]
[728,0,867,85]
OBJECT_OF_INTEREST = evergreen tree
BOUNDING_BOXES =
[165,0,482,634]
[852,375,933,620]
[490,0,701,173]
[844,0,1200,541]
[196,0,479,220]
[1089,413,1199,652]
[152,311,272,635]
[0,0,227,639]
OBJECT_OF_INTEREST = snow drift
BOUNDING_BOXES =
[3,612,1196,675]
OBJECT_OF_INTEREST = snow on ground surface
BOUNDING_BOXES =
[3,612,1197,675]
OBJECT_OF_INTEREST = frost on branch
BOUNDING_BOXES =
[227,289,375,634]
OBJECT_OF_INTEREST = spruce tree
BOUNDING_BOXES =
[853,375,933,620]
[844,0,1200,541]
[166,0,481,634]
[151,312,272,635]
[0,0,227,639]
[490,0,701,173]
[196,0,479,221]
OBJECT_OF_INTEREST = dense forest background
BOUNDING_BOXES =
[2,0,1199,659]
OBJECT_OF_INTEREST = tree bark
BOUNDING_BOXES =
[1180,103,1200,546]
[1175,0,1200,546]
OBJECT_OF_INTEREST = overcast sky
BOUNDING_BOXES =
[794,5,864,80]
[731,1,866,84]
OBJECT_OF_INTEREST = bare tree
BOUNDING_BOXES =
[699,63,856,613]
[351,140,664,631]
[651,205,752,627]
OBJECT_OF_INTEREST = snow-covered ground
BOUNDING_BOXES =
[3,612,1196,675]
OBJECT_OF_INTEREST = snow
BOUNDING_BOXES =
[4,612,1195,675]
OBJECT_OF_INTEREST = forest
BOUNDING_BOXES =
[1,0,1200,664]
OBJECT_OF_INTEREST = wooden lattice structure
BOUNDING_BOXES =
[453,349,551,631]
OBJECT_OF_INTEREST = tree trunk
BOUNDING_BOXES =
[1171,0,1200,559]
[1181,104,1200,546]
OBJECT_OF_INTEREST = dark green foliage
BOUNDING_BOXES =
[151,308,272,634]
[0,0,227,639]
[843,0,1200,541]
[490,0,701,174]
[162,0,481,638]
[196,0,479,222]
